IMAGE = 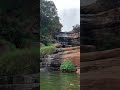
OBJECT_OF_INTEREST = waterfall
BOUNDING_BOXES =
[40,54,54,72]
[40,48,63,71]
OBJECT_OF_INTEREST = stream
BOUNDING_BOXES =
[0,73,40,90]
[40,47,80,90]
[40,71,80,90]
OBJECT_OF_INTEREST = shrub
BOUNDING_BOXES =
[0,39,16,53]
[40,43,45,47]
[0,48,40,76]
[60,60,76,72]
[40,45,56,57]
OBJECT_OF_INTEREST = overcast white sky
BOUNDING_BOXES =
[51,0,80,32]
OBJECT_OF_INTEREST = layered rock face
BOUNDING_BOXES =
[80,48,120,90]
[81,0,120,14]
[81,0,120,50]
[81,0,120,90]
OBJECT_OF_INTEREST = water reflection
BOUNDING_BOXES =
[0,84,40,90]
[40,71,80,90]
[0,73,40,90]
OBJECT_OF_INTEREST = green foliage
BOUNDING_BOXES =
[0,39,16,52]
[72,24,80,33]
[0,16,36,48]
[40,35,53,46]
[40,45,56,57]
[0,48,40,76]
[60,60,76,71]
[40,43,45,47]
[40,0,62,44]
[0,0,40,48]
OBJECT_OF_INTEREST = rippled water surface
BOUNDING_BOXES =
[40,71,80,90]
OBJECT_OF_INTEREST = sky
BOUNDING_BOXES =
[50,0,97,32]
[51,0,80,32]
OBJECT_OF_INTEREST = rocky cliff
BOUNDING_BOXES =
[81,0,120,14]
[81,0,120,50]
[81,1,120,89]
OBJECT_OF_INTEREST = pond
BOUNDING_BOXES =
[40,71,80,90]
[0,73,40,90]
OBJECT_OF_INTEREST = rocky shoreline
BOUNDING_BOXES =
[40,46,80,74]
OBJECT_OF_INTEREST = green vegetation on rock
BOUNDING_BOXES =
[60,60,76,72]
[0,0,39,48]
[40,0,62,45]
[40,45,56,58]
[0,48,40,76]
[0,39,16,52]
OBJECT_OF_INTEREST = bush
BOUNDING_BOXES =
[0,48,40,76]
[60,60,76,72]
[40,43,45,47]
[40,45,56,57]
[0,39,16,54]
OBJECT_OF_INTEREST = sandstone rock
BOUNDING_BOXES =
[81,1,120,89]
[80,45,96,53]
[81,48,120,62]
[76,68,80,75]
[63,47,80,67]
[52,43,62,48]
[81,0,120,14]
[81,7,120,50]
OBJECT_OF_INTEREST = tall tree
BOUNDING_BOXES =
[40,0,62,45]
[72,24,80,33]
[0,0,40,48]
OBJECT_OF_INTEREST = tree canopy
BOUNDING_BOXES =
[0,0,40,48]
[72,24,80,33]
[40,0,62,45]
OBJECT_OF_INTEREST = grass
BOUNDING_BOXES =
[40,45,56,57]
[0,47,40,76]
[0,45,56,76]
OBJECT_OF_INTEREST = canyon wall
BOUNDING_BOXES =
[81,0,120,51]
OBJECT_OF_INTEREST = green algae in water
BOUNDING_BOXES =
[40,71,80,90]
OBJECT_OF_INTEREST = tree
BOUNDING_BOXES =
[0,0,40,48]
[72,24,80,33]
[40,0,62,45]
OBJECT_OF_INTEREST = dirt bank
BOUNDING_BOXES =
[62,46,80,67]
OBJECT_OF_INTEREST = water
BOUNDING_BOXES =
[0,73,40,90]
[40,71,80,90]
